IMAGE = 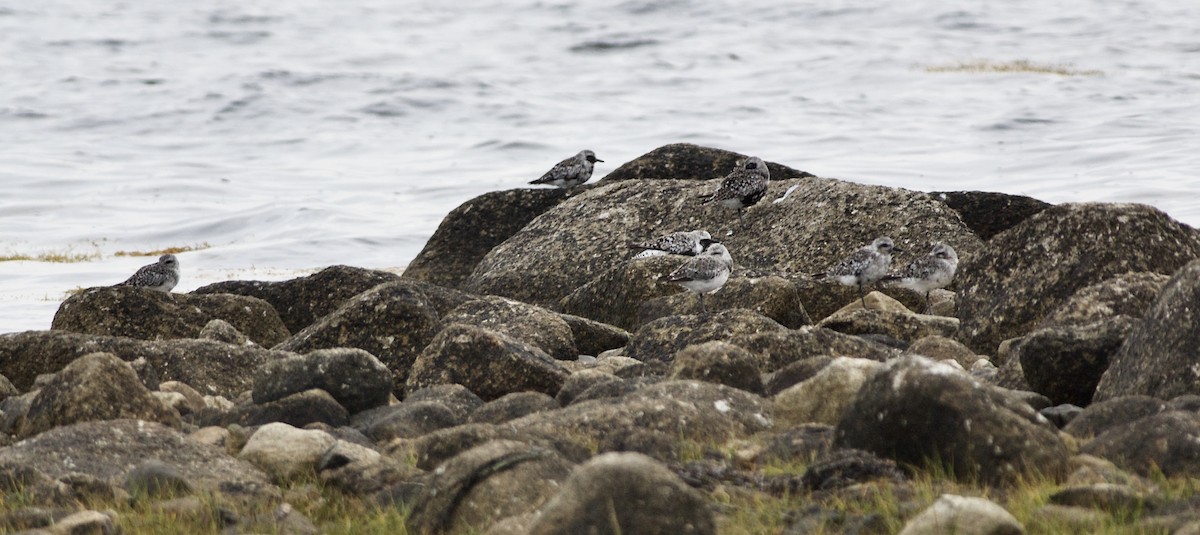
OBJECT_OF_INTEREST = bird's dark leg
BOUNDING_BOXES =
[923,292,932,314]
[698,293,707,315]
[859,285,867,308]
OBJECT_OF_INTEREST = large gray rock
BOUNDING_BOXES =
[0,330,286,397]
[1094,259,1200,402]
[1039,272,1171,328]
[442,296,579,359]
[817,306,960,343]
[274,281,442,392]
[1015,318,1136,406]
[671,341,764,394]
[956,203,1200,354]
[626,309,787,367]
[1081,411,1200,478]
[558,314,630,357]
[407,440,574,535]
[251,348,391,414]
[192,265,401,333]
[1062,396,1166,439]
[52,286,289,346]
[775,357,881,426]
[403,188,570,290]
[558,255,687,331]
[932,190,1051,241]
[732,326,901,373]
[466,167,980,308]
[639,275,811,329]
[898,494,1024,535]
[238,423,337,481]
[526,452,715,535]
[834,355,1069,486]
[406,324,569,401]
[18,353,181,438]
[598,143,812,183]
[0,419,275,497]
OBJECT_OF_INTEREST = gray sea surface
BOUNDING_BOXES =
[2,0,1199,332]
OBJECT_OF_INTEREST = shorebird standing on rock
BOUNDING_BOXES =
[658,240,732,315]
[884,242,959,313]
[118,254,180,292]
[628,229,713,259]
[702,156,770,218]
[528,150,603,189]
[814,237,900,307]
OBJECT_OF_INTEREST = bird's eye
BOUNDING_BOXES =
[745,162,757,170]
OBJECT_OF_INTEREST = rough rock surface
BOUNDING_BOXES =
[18,353,181,438]
[903,335,982,369]
[403,188,570,289]
[469,392,560,425]
[526,452,716,535]
[251,348,392,414]
[204,388,350,428]
[817,306,960,343]
[625,309,787,366]
[1062,396,1166,439]
[0,420,274,496]
[897,494,1025,535]
[406,324,569,401]
[1094,259,1200,401]
[238,423,337,481]
[441,296,579,359]
[274,281,442,391]
[732,326,901,372]
[52,286,289,346]
[1040,272,1171,328]
[558,314,630,357]
[775,357,881,426]
[835,356,1069,485]
[403,383,485,420]
[1015,318,1136,407]
[558,255,690,331]
[639,275,811,329]
[671,341,764,394]
[932,190,1052,241]
[598,143,812,183]
[192,265,401,333]
[361,401,462,442]
[466,168,981,308]
[956,203,1200,354]
[406,440,574,535]
[1081,411,1200,478]
[0,330,284,397]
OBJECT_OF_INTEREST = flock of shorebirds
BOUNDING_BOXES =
[116,149,959,317]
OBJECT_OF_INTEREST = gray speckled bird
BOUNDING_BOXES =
[885,242,959,312]
[528,150,603,188]
[118,254,180,292]
[702,156,770,216]
[657,241,733,314]
[815,237,901,307]
[629,230,713,259]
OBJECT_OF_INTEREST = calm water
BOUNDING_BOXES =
[2,0,1198,333]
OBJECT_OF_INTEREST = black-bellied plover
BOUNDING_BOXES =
[629,230,713,259]
[528,150,603,188]
[118,254,180,292]
[702,156,770,217]
[815,237,901,307]
[658,241,732,314]
[885,242,958,313]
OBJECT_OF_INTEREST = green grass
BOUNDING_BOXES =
[925,59,1104,76]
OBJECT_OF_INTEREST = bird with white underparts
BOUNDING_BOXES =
[702,156,770,218]
[528,149,603,189]
[814,237,901,307]
[657,240,732,315]
[117,254,180,292]
[884,242,958,313]
[628,229,713,259]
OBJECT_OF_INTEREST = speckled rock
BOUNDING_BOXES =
[197,319,250,345]
[237,423,337,482]
[252,348,391,414]
[732,326,901,373]
[932,190,1051,241]
[558,255,688,331]
[555,370,623,406]
[626,309,787,368]
[897,494,1024,535]
[52,286,289,346]
[598,143,812,183]
[1095,259,1200,402]
[1081,411,1200,478]
[406,324,569,401]
[1062,396,1166,439]
[403,188,570,289]
[775,357,881,426]
[671,341,764,394]
[903,335,981,369]
[403,384,485,421]
[817,305,960,343]
[18,353,180,438]
[835,355,1068,486]
[526,452,715,535]
[201,388,349,428]
[1015,318,1136,406]
[192,265,401,333]
[956,203,1200,354]
[558,314,630,357]
[639,275,811,329]
[442,296,579,359]
[361,401,462,442]
[1040,272,1171,328]
[469,392,560,424]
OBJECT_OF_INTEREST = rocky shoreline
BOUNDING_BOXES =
[2,143,1199,533]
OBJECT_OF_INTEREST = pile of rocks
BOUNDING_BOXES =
[2,143,1200,533]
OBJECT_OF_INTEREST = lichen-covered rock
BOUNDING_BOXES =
[775,357,881,426]
[442,296,579,359]
[407,440,574,535]
[626,309,787,368]
[237,423,337,481]
[558,255,687,331]
[557,314,630,357]
[817,306,960,343]
[555,370,623,406]
[18,353,180,438]
[52,286,289,346]
[1094,259,1200,402]
[403,384,485,421]
[274,281,441,392]
[903,335,981,369]
[197,319,250,345]
[406,324,569,401]
[0,420,274,497]
[897,494,1024,535]
[764,356,834,396]
[0,330,284,398]
[732,326,901,373]
[1081,411,1200,478]
[466,169,980,308]
[469,392,560,424]
[639,275,811,329]
[526,452,715,535]
[956,203,1200,354]
[1062,396,1166,439]
[1015,318,1136,406]
[1040,272,1171,328]
[201,388,349,428]
[671,341,764,394]
[932,190,1052,241]
[252,348,391,414]
[361,401,462,442]
[192,265,401,333]
[403,188,570,290]
[598,143,812,183]
[835,355,1069,486]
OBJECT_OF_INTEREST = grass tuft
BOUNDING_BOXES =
[0,249,102,263]
[925,60,1103,76]
[115,243,212,257]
